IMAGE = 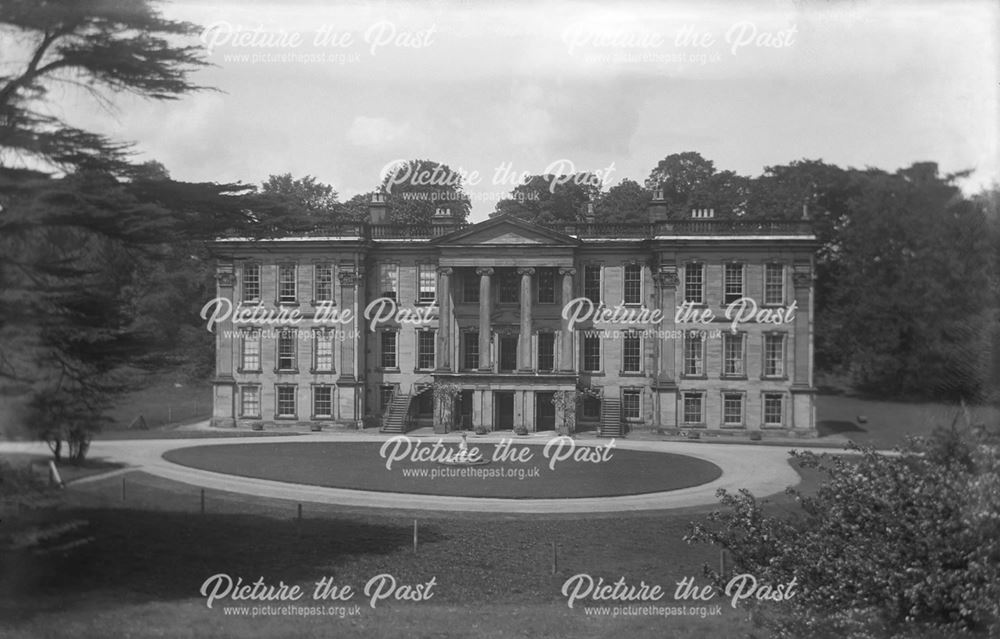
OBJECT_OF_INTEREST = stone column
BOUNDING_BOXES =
[437,267,453,371]
[477,267,493,371]
[654,267,679,385]
[212,268,237,427]
[790,266,815,431]
[517,267,534,371]
[558,267,576,371]
[338,270,358,382]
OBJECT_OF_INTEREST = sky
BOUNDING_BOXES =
[59,0,1000,221]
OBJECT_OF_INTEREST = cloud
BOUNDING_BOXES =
[346,116,414,149]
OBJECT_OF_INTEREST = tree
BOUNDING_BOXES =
[686,422,1000,639]
[379,159,472,225]
[492,173,601,224]
[0,0,208,176]
[594,178,650,222]
[644,152,750,217]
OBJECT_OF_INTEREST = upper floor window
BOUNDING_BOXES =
[497,269,518,304]
[584,265,601,304]
[724,263,744,305]
[277,329,297,371]
[463,270,479,304]
[417,330,436,370]
[582,334,601,372]
[241,329,261,371]
[380,330,397,369]
[314,263,334,303]
[463,331,479,370]
[684,263,704,304]
[277,264,297,303]
[379,264,398,301]
[683,331,704,377]
[418,264,436,304]
[242,263,261,302]
[313,329,334,372]
[622,332,641,372]
[722,332,745,377]
[764,263,785,305]
[537,332,555,372]
[763,333,785,378]
[537,268,555,304]
[623,263,642,304]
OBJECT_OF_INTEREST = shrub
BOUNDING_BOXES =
[685,423,1000,638]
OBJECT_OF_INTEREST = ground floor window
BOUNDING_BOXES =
[722,392,744,427]
[240,385,260,417]
[622,389,641,421]
[276,385,296,418]
[380,385,395,411]
[582,395,601,419]
[313,385,333,418]
[763,393,784,427]
[682,391,704,426]
[463,331,479,370]
[537,332,555,371]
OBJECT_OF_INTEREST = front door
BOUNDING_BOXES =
[499,336,518,372]
[535,392,555,431]
[458,390,473,430]
[495,392,514,430]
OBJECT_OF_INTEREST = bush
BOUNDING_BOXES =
[685,423,1000,639]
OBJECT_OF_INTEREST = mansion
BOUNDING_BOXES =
[208,192,819,436]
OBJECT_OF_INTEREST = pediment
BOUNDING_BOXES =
[433,215,579,246]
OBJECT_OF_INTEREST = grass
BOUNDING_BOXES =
[0,462,829,639]
[0,453,125,485]
[163,442,723,498]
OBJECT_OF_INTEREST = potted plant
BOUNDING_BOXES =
[749,431,762,441]
[310,422,323,432]
[474,424,488,436]
[250,421,263,431]
[514,425,528,436]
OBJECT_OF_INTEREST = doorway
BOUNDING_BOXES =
[535,392,555,431]
[458,390,473,430]
[494,391,514,430]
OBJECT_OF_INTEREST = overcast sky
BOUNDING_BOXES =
[69,0,998,221]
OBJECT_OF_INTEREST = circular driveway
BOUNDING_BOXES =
[44,432,808,513]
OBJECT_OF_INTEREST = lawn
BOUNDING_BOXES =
[163,441,722,498]
[0,463,827,639]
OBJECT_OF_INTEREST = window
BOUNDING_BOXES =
[623,389,641,421]
[622,332,641,372]
[242,264,261,302]
[582,334,601,372]
[763,393,784,427]
[463,331,479,370]
[724,263,744,305]
[240,386,260,417]
[277,329,297,371]
[379,264,398,301]
[723,392,744,427]
[241,329,260,371]
[623,263,642,304]
[584,265,601,304]
[537,332,555,371]
[682,392,704,425]
[313,385,333,418]
[278,264,297,303]
[764,333,785,377]
[380,385,395,410]
[314,263,334,303]
[380,330,397,369]
[537,268,555,304]
[684,263,704,304]
[764,263,784,305]
[276,385,296,418]
[583,396,601,419]
[497,269,518,304]
[463,270,479,303]
[683,331,704,376]
[313,329,334,372]
[417,330,435,370]
[418,264,436,304]
[722,332,745,377]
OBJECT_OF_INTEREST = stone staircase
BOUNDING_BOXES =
[599,396,624,437]
[380,392,412,434]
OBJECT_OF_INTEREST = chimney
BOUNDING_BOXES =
[368,190,388,224]
[584,201,595,223]
[647,187,668,223]
[691,208,715,219]
[432,205,457,235]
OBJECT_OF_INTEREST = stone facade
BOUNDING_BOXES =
[208,198,819,435]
